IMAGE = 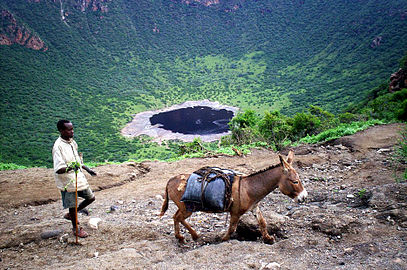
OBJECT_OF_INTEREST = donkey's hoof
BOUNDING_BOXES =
[263,235,276,245]
[178,240,186,245]
[177,237,186,244]
[192,234,200,241]
[221,235,230,242]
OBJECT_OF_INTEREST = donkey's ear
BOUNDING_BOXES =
[287,150,294,164]
[279,155,289,172]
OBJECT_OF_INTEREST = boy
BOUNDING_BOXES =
[52,120,97,238]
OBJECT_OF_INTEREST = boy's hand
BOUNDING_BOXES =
[66,162,81,172]
[83,165,97,176]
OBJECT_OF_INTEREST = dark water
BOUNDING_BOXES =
[150,106,234,135]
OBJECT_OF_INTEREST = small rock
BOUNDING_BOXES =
[344,247,354,254]
[312,164,325,170]
[117,200,124,205]
[89,217,102,229]
[59,233,69,243]
[262,262,281,269]
[334,144,348,150]
[156,195,164,201]
[377,148,391,153]
[110,205,119,212]
[40,229,63,239]
[347,194,355,199]
[94,252,99,258]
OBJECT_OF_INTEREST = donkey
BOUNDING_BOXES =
[159,150,307,244]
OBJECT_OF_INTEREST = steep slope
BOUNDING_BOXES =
[1,0,407,166]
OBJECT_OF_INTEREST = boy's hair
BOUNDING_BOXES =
[57,119,71,131]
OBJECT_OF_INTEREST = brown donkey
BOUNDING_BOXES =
[159,150,307,244]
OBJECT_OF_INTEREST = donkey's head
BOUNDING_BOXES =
[278,150,307,203]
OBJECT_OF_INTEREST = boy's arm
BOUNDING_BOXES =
[82,165,97,176]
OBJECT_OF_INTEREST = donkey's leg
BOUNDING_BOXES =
[180,212,199,241]
[173,210,185,243]
[222,213,240,241]
[174,210,199,242]
[252,205,275,244]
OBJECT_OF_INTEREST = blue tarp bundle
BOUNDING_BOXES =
[181,167,235,212]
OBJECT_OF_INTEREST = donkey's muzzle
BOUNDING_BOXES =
[295,189,308,203]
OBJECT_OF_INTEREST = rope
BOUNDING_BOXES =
[194,167,234,211]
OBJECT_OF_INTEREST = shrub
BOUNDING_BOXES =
[308,105,338,130]
[177,137,205,155]
[394,125,407,182]
[396,99,407,121]
[0,163,27,171]
[365,88,407,121]
[338,112,361,123]
[229,110,261,145]
[300,119,384,144]
[290,112,321,139]
[229,110,259,129]
[258,111,292,150]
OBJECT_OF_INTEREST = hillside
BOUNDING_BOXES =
[0,123,406,269]
[1,0,407,167]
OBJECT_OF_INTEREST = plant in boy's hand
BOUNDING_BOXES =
[66,161,81,172]
[63,161,81,191]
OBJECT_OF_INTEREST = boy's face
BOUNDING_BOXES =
[60,122,74,140]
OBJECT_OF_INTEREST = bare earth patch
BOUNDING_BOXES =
[0,123,406,270]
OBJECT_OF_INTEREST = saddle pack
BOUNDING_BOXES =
[180,166,236,212]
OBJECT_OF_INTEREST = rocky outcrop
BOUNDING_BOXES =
[389,56,407,92]
[27,0,111,13]
[181,0,242,11]
[0,10,48,51]
[389,67,407,92]
[370,36,382,48]
[181,0,220,7]
[75,0,111,13]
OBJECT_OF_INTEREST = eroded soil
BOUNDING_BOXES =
[0,123,406,270]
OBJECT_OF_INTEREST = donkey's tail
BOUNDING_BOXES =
[159,183,169,217]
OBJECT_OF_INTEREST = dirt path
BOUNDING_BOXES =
[0,123,406,269]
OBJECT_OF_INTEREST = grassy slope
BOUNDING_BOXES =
[0,0,407,166]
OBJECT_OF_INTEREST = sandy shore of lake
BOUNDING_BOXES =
[121,100,240,143]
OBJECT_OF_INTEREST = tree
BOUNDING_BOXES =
[228,110,260,145]
[258,111,291,150]
[290,111,321,139]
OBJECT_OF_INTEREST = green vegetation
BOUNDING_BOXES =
[299,120,384,145]
[166,137,266,161]
[393,125,407,182]
[222,104,388,151]
[357,188,367,199]
[0,163,28,171]
[1,0,407,169]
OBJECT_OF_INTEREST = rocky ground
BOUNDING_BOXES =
[0,123,406,270]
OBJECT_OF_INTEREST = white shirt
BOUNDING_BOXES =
[52,136,89,192]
